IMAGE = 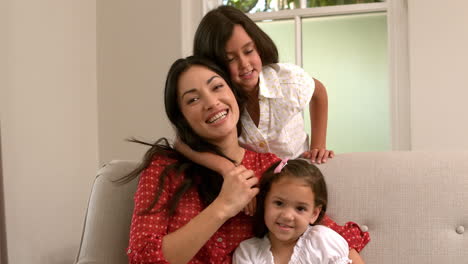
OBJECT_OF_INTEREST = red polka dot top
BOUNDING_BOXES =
[127,149,280,264]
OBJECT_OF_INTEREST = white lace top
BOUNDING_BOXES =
[233,225,351,264]
[238,63,315,159]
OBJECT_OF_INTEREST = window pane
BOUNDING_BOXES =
[222,0,386,13]
[257,19,295,64]
[302,13,390,153]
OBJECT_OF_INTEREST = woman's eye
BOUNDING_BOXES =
[227,57,235,63]
[213,84,224,90]
[187,97,199,104]
[245,49,253,54]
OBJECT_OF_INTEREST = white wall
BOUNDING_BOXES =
[2,1,184,263]
[408,0,468,150]
[1,1,98,263]
[97,0,181,164]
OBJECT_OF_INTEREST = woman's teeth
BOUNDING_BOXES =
[207,111,227,124]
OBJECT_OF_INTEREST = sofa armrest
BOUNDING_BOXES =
[75,160,139,264]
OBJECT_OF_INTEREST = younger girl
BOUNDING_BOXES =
[233,159,351,264]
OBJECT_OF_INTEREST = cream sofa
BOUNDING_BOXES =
[75,151,468,264]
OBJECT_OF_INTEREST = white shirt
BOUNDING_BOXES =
[238,63,315,159]
[233,225,351,264]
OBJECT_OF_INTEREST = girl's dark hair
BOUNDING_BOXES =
[253,159,328,238]
[193,5,278,74]
[117,56,247,216]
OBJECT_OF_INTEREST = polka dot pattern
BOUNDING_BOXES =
[127,150,280,263]
[239,63,315,159]
[320,214,371,253]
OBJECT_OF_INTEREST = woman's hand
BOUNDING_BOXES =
[243,197,256,216]
[215,165,259,219]
[302,148,335,164]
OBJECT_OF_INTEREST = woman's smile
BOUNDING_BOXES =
[206,109,229,124]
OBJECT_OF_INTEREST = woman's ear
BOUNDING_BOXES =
[309,205,322,225]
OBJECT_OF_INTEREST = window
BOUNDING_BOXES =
[224,0,385,13]
[215,0,410,152]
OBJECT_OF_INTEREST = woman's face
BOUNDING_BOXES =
[177,65,240,144]
[225,25,263,95]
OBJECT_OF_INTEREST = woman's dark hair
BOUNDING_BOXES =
[117,56,247,216]
[193,5,278,74]
[253,159,328,238]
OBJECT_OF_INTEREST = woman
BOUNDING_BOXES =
[124,56,281,263]
[124,56,367,263]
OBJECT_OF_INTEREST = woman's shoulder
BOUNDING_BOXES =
[149,152,179,167]
[242,150,280,173]
[138,151,182,182]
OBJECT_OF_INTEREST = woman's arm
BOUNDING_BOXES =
[128,159,259,264]
[162,165,259,263]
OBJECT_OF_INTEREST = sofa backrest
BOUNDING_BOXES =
[320,151,468,264]
[75,152,468,263]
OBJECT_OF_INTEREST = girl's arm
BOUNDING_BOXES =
[174,138,236,175]
[349,249,365,264]
[175,139,257,216]
[302,78,335,164]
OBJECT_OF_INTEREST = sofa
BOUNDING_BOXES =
[75,151,468,264]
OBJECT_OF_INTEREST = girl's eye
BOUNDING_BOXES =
[227,57,235,63]
[273,200,283,206]
[296,206,307,212]
[245,49,253,54]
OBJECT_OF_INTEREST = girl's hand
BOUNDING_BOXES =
[302,148,335,164]
[215,165,259,219]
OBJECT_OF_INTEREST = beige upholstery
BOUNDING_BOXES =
[75,152,468,264]
[75,160,139,264]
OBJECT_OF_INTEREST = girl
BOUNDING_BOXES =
[233,159,351,264]
[193,5,334,163]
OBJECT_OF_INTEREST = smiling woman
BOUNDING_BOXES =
[120,56,282,263]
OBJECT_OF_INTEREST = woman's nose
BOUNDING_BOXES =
[203,94,218,110]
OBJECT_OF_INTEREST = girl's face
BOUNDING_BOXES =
[264,176,321,246]
[177,65,240,144]
[225,25,263,95]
